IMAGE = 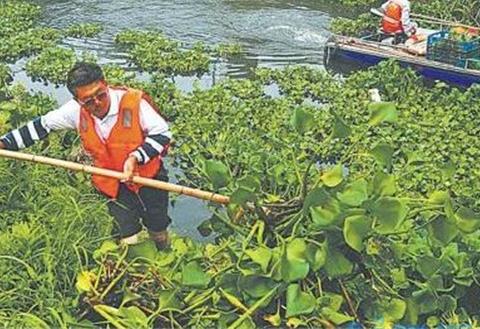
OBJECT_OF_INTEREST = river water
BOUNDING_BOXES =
[16,0,359,240]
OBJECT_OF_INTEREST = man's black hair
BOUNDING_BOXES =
[66,62,104,95]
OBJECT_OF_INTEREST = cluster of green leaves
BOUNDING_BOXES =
[76,228,355,328]
[333,0,378,7]
[25,47,96,85]
[64,23,103,38]
[0,83,112,326]
[115,30,211,76]
[0,1,41,37]
[413,0,480,27]
[0,27,62,62]
[0,1,105,63]
[214,43,244,58]
[330,13,377,37]
[0,64,12,96]
[67,57,480,326]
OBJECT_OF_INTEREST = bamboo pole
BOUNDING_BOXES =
[0,149,230,205]
[410,13,480,31]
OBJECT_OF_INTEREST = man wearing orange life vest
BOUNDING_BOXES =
[380,0,417,40]
[0,62,172,250]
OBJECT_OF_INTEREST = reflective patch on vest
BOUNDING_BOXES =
[80,116,88,132]
[123,109,132,128]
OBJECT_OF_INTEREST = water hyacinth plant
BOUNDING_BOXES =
[65,23,103,39]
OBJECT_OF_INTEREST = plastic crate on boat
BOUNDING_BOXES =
[427,31,480,68]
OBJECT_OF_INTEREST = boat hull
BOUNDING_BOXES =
[325,41,480,87]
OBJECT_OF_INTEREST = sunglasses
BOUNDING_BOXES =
[77,89,109,108]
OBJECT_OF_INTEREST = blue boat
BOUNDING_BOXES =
[324,32,480,87]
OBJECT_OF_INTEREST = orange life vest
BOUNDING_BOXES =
[382,1,403,34]
[79,87,163,198]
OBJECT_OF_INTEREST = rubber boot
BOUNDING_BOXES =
[149,230,170,251]
[119,233,140,246]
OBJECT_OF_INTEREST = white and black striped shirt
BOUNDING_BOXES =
[0,88,171,165]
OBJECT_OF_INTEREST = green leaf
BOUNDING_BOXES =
[310,197,341,228]
[291,107,314,134]
[440,158,455,179]
[245,247,272,273]
[158,290,182,311]
[427,215,458,246]
[331,114,351,139]
[337,179,368,206]
[427,316,440,328]
[455,207,480,233]
[0,101,16,112]
[370,143,394,169]
[122,307,150,328]
[412,290,438,314]
[76,271,96,293]
[324,247,353,278]
[93,240,119,260]
[380,298,406,321]
[318,293,344,311]
[320,308,353,325]
[230,187,256,206]
[390,268,408,287]
[428,190,450,205]
[368,101,398,125]
[404,299,419,324]
[303,187,330,214]
[305,243,326,271]
[281,239,310,282]
[286,317,306,328]
[320,164,344,187]
[237,175,261,192]
[343,215,372,252]
[121,289,141,307]
[119,306,149,328]
[263,312,281,327]
[405,150,425,165]
[181,261,211,288]
[438,295,457,312]
[372,172,396,196]
[238,275,276,298]
[286,284,316,318]
[0,111,11,126]
[417,256,441,279]
[204,159,230,189]
[372,197,409,234]
[128,240,157,261]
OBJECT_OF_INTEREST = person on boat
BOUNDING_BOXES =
[379,0,417,43]
[0,62,172,251]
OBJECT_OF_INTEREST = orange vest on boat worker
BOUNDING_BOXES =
[382,1,403,34]
[78,87,164,198]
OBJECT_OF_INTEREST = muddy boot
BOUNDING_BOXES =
[149,230,170,251]
[119,233,140,246]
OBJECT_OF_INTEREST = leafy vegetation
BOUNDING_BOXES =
[65,23,103,38]
[115,30,211,76]
[1,0,480,328]
[26,47,97,85]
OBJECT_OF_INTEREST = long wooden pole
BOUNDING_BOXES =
[0,149,230,205]
[410,13,479,31]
